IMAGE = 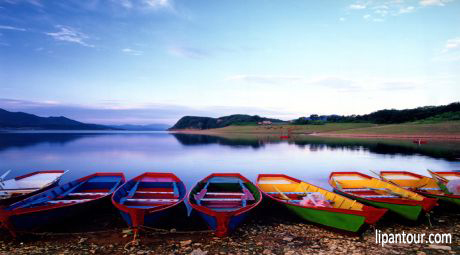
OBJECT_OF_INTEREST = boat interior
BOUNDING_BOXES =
[1,171,64,194]
[379,171,444,195]
[11,175,123,209]
[330,173,423,201]
[258,175,363,211]
[193,176,256,212]
[117,176,182,209]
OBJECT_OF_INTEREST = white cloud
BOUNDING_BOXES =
[399,6,416,14]
[116,0,172,10]
[349,4,366,9]
[444,38,460,51]
[168,46,208,59]
[143,0,171,9]
[122,48,143,56]
[0,25,26,31]
[420,0,451,6]
[45,25,94,47]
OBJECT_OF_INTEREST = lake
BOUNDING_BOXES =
[0,131,459,189]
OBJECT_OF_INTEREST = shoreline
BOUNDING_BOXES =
[1,207,459,255]
[169,130,460,141]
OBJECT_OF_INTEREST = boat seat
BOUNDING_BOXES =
[360,195,399,198]
[48,199,92,204]
[342,188,386,192]
[136,191,174,194]
[418,188,441,191]
[126,198,178,202]
[207,192,244,196]
[201,198,242,201]
[69,192,108,196]
[267,192,306,195]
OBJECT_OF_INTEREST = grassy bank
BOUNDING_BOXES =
[173,121,460,139]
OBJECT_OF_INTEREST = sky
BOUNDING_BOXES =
[0,0,459,125]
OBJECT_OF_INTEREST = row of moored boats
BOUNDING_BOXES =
[0,170,459,237]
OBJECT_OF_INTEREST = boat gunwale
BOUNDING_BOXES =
[13,170,66,181]
[187,173,262,217]
[111,172,186,215]
[328,171,437,211]
[3,172,125,215]
[380,171,460,199]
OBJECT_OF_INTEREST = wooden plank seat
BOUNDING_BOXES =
[342,188,386,192]
[136,191,174,194]
[201,198,242,201]
[418,187,441,191]
[206,192,244,196]
[360,195,399,198]
[267,192,307,195]
[69,192,108,196]
[48,199,92,204]
[126,198,179,202]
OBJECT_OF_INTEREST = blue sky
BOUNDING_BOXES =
[0,0,459,125]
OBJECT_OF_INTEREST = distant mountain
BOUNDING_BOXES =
[110,124,170,131]
[169,114,284,130]
[0,108,115,130]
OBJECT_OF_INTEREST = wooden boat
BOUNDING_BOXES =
[112,172,186,234]
[380,171,460,206]
[329,172,437,221]
[188,173,262,237]
[0,172,125,237]
[0,170,67,206]
[257,174,387,232]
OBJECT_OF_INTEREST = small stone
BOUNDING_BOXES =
[262,249,272,254]
[78,238,87,244]
[180,240,193,247]
[189,248,208,255]
[170,228,177,233]
[284,251,295,255]
[427,245,451,251]
[283,237,294,242]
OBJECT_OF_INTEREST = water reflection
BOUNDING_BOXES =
[173,133,460,161]
[0,131,459,189]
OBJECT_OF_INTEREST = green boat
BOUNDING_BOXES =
[257,174,387,233]
[329,172,438,221]
[380,171,460,207]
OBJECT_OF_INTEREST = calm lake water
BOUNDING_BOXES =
[1,131,459,189]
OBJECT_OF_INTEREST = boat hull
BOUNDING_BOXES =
[334,189,423,221]
[283,202,366,232]
[2,197,111,235]
[188,173,262,237]
[0,181,60,207]
[118,202,185,228]
[419,193,460,206]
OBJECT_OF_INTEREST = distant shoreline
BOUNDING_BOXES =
[168,121,460,140]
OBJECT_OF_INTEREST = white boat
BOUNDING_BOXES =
[0,170,67,206]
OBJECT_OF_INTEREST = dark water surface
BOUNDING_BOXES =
[0,131,459,189]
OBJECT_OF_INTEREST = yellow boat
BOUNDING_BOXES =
[380,171,460,206]
[329,172,437,220]
[257,174,387,232]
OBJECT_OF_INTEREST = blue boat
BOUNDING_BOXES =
[188,173,262,237]
[0,172,125,237]
[111,172,186,235]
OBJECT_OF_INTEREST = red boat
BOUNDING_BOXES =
[188,173,262,236]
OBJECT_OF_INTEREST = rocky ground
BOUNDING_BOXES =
[1,204,459,255]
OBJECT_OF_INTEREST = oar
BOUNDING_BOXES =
[370,170,402,187]
[427,169,451,194]
[272,185,290,200]
[0,170,11,189]
[331,177,342,190]
[427,170,449,183]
